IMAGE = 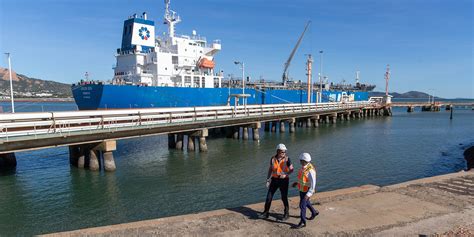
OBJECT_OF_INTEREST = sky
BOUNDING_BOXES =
[0,0,472,98]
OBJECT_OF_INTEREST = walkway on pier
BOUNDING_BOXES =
[0,101,389,171]
[43,171,474,236]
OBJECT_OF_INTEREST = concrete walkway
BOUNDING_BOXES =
[44,171,474,236]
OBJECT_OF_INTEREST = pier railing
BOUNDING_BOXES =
[0,101,376,142]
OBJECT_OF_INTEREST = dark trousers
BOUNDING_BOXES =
[299,191,318,224]
[264,178,289,213]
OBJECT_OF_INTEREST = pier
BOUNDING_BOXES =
[0,100,389,171]
[391,101,474,112]
[43,171,474,236]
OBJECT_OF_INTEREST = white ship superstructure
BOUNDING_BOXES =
[112,0,223,88]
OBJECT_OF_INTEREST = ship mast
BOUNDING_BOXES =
[164,0,181,37]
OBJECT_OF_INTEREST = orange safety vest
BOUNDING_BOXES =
[271,156,289,178]
[297,163,315,192]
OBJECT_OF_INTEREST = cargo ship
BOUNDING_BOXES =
[72,0,374,110]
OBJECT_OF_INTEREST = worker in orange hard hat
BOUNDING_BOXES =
[258,143,294,220]
[291,152,318,229]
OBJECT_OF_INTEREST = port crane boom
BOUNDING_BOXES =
[282,21,311,85]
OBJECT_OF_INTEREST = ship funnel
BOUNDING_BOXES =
[143,12,147,20]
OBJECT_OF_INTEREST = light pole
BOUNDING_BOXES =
[234,61,245,105]
[5,53,15,113]
[234,61,245,94]
[318,50,323,103]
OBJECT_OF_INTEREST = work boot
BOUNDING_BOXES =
[282,207,289,221]
[258,211,269,219]
[291,222,306,229]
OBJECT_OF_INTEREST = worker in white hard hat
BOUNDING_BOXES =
[291,152,318,229]
[258,143,294,220]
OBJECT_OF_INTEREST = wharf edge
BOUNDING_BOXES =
[43,170,474,236]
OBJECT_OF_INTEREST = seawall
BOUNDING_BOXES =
[43,171,474,236]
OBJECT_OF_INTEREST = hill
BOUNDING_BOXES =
[0,67,72,98]
[368,91,441,99]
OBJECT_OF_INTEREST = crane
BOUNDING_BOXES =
[282,21,311,86]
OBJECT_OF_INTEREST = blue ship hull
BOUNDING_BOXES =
[72,84,369,110]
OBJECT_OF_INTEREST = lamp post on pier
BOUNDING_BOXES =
[234,61,246,106]
[4,53,15,113]
[318,50,323,103]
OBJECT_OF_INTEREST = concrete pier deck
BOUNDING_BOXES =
[44,171,474,236]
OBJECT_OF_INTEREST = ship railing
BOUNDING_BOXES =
[0,101,375,141]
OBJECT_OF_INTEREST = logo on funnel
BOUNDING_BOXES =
[138,27,150,40]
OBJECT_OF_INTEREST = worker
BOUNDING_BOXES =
[258,143,294,220]
[291,153,318,229]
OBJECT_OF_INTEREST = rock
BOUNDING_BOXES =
[463,146,474,170]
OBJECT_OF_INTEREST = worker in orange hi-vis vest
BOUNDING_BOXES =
[291,153,319,229]
[258,144,294,220]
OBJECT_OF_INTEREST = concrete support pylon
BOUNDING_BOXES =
[252,122,261,141]
[69,145,80,167]
[280,121,286,133]
[264,122,270,132]
[77,146,86,168]
[325,116,330,123]
[289,118,296,133]
[271,122,277,132]
[313,115,320,128]
[103,151,116,172]
[306,118,312,128]
[168,134,176,149]
[331,113,338,124]
[89,150,100,171]
[199,137,208,152]
[176,134,184,150]
[0,153,17,171]
[187,135,195,151]
[243,127,249,140]
[233,127,240,139]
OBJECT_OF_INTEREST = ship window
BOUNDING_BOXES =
[165,67,167,70]
[193,77,200,87]
[200,51,202,53]
[202,77,205,88]
[185,76,191,84]
[172,56,178,64]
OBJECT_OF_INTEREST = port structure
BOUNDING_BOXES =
[0,100,390,172]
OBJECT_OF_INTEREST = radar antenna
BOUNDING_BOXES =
[164,0,181,37]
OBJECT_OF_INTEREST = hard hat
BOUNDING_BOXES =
[276,144,287,151]
[299,153,311,162]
